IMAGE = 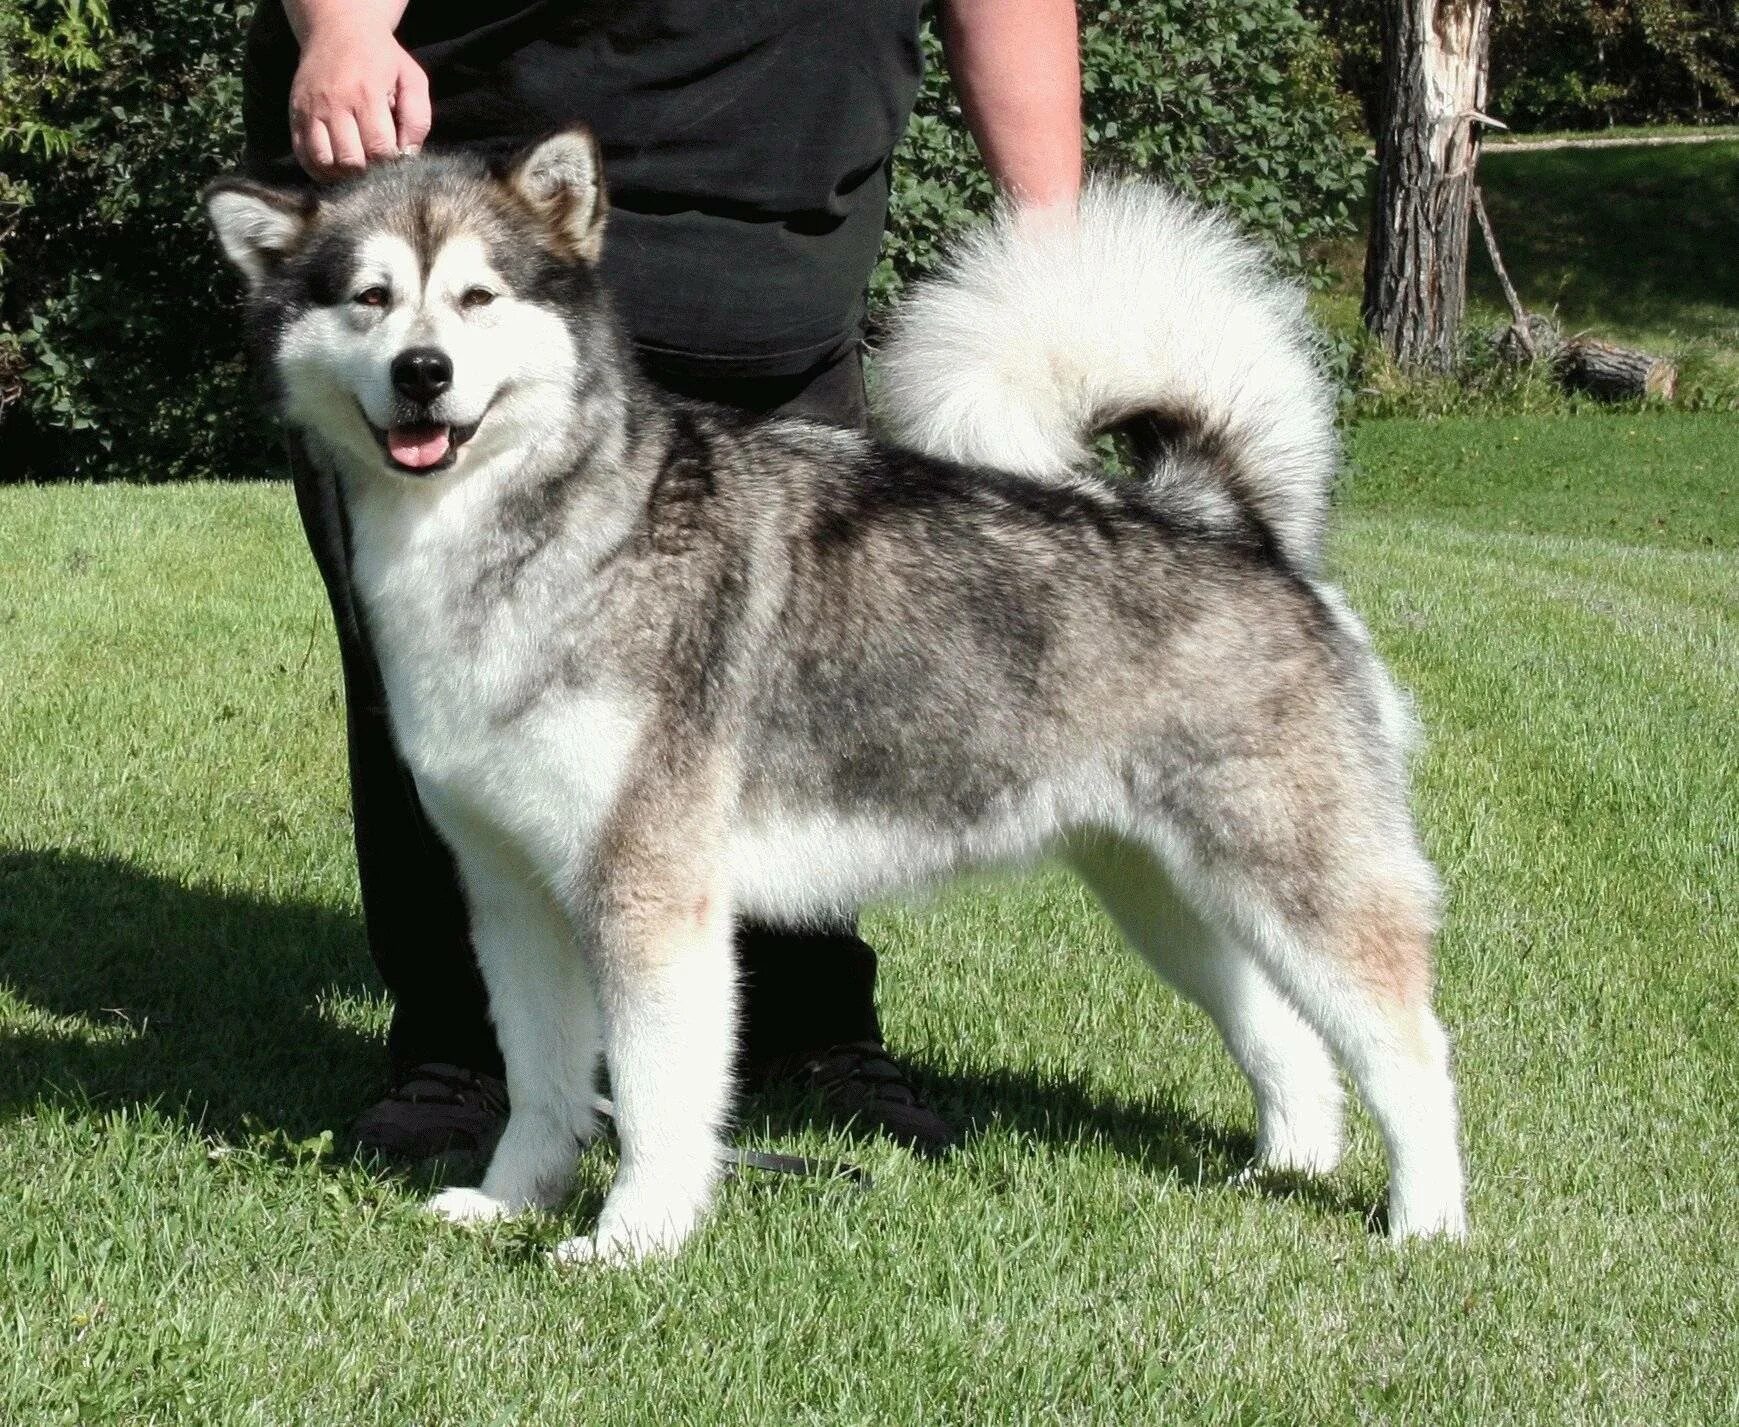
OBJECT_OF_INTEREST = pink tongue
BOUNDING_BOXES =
[387,425,452,468]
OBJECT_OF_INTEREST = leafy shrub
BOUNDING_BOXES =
[877,2,1368,307]
[1307,0,1739,136]
[1,0,259,482]
[3,1,1365,483]
[1492,0,1739,131]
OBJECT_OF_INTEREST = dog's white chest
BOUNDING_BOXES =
[344,480,641,847]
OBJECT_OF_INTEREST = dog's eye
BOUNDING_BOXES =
[460,287,496,310]
[353,287,390,308]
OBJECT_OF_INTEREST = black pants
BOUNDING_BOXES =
[291,342,882,1081]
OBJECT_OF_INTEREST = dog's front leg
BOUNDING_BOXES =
[554,818,737,1266]
[422,801,600,1227]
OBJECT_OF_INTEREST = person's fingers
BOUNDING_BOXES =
[356,94,401,164]
[326,111,368,176]
[290,114,313,179]
[296,116,340,182]
[393,61,432,155]
[288,41,427,180]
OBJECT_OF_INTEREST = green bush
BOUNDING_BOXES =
[1492,0,1739,131]
[3,1,1366,483]
[1307,0,1739,136]
[878,2,1368,307]
[1,0,260,482]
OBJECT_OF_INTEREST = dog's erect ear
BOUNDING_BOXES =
[505,128,608,263]
[204,178,315,288]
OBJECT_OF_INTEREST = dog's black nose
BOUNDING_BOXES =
[391,347,452,403]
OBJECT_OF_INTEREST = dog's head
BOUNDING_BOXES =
[205,128,613,479]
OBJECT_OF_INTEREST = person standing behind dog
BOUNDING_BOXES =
[240,0,1082,1159]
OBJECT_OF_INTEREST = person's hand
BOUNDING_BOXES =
[290,17,431,182]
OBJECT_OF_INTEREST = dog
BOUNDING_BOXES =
[205,128,1467,1263]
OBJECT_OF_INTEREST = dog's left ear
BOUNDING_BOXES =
[505,127,609,263]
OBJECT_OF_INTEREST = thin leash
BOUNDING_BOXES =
[590,1096,870,1188]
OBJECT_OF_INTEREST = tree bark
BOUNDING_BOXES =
[1364,0,1496,373]
[1558,337,1678,402]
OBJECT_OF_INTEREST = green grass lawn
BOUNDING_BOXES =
[3,414,1737,1423]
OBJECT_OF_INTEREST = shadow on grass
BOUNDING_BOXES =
[0,846,1368,1221]
[738,1062,1374,1223]
[1474,145,1739,339]
[0,847,380,1141]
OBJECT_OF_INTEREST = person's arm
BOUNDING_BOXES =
[283,0,428,182]
[939,0,1082,212]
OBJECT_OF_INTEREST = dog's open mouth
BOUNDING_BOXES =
[367,416,482,474]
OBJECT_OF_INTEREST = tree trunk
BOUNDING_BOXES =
[1364,0,1495,373]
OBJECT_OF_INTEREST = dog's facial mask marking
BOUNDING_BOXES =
[280,228,576,478]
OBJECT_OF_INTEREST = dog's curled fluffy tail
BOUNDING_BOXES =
[875,178,1339,573]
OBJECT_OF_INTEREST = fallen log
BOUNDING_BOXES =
[1556,335,1677,402]
[1470,182,1677,402]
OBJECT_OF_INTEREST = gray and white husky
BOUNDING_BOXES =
[205,129,1467,1263]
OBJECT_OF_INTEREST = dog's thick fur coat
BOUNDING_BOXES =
[207,131,1467,1262]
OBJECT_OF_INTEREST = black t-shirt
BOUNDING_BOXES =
[242,2,926,376]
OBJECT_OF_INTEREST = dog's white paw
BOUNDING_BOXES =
[549,1162,713,1267]
[1226,1157,1326,1192]
[1258,1137,1344,1176]
[550,1203,695,1268]
[1252,1103,1345,1178]
[1229,1129,1344,1188]
[550,1229,669,1268]
[425,1187,513,1225]
[551,1234,618,1267]
[1388,1200,1469,1244]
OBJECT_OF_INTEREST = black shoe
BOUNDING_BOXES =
[781,1040,959,1155]
[349,1062,509,1161]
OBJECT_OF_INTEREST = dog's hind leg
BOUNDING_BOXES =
[425,817,600,1226]
[1130,779,1467,1242]
[1067,833,1346,1177]
[1247,884,1465,1242]
[552,821,736,1266]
